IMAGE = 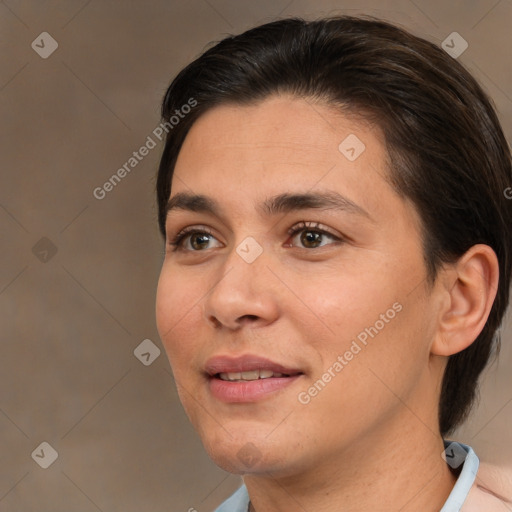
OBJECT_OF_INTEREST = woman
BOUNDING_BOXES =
[154,15,512,511]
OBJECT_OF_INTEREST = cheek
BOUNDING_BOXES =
[302,265,428,393]
[155,265,203,367]
[302,266,400,347]
[294,300,427,445]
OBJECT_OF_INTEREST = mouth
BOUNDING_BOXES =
[215,369,300,381]
[204,354,304,402]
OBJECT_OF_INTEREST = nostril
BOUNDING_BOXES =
[238,315,259,324]
[208,316,222,328]
[207,314,259,329]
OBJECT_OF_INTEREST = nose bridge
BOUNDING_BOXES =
[203,234,278,328]
[217,232,268,289]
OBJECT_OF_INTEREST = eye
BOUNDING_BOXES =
[286,221,342,249]
[167,226,222,252]
[167,221,343,253]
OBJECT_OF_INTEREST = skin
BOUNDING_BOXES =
[156,94,499,511]
[464,463,512,510]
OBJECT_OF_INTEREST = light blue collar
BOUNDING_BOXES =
[440,440,479,511]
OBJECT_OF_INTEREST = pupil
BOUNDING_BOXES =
[192,234,209,249]
[302,231,321,247]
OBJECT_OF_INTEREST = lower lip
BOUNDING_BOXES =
[208,375,302,402]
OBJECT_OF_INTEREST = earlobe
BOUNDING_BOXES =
[431,244,499,357]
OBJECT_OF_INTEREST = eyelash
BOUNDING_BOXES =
[167,221,342,252]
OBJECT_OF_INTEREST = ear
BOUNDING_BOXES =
[431,244,499,357]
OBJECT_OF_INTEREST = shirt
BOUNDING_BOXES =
[213,440,479,512]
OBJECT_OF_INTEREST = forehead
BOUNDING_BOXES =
[171,94,405,224]
[178,94,386,165]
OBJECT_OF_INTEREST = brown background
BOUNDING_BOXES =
[1,1,511,511]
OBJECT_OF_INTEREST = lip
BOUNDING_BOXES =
[205,354,302,376]
[204,354,304,403]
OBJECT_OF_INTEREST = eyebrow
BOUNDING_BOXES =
[165,190,372,222]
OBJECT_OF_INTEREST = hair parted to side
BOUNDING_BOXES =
[156,15,512,436]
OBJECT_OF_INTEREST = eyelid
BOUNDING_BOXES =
[167,225,218,249]
[172,224,214,240]
[286,220,340,238]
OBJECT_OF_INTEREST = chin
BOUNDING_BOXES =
[201,429,299,477]
[209,449,291,476]
[202,440,264,473]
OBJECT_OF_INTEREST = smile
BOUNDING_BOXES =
[205,354,304,402]
[218,370,292,381]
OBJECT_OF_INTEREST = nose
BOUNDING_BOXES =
[202,243,280,330]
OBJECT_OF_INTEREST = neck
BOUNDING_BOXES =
[244,415,457,512]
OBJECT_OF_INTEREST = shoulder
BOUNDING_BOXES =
[461,462,512,512]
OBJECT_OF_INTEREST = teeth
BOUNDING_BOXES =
[241,370,259,380]
[218,370,287,381]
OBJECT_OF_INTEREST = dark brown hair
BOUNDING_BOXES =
[156,15,512,436]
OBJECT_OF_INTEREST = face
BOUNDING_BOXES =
[156,95,442,476]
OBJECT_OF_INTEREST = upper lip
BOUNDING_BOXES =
[204,354,303,376]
